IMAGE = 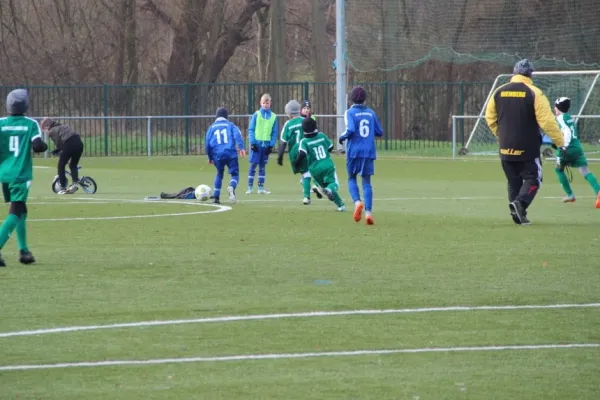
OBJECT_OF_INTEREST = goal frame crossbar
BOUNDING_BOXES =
[464,70,600,150]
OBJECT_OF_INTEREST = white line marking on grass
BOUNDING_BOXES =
[2,302,598,338]
[33,166,50,169]
[238,195,596,203]
[28,198,231,222]
[1,343,598,371]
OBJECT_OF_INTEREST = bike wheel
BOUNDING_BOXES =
[79,176,97,194]
[51,177,63,193]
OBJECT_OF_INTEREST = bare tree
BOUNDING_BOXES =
[266,0,286,82]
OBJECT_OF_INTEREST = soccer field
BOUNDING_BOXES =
[1,155,599,399]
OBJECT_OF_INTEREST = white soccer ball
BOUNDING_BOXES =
[195,184,212,201]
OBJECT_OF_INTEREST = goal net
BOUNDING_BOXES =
[345,1,600,74]
[458,71,600,157]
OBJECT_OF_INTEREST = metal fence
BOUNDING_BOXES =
[2,82,494,156]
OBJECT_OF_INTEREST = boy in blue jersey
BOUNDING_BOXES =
[205,107,246,204]
[247,93,278,194]
[338,86,383,225]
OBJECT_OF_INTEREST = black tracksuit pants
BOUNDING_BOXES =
[501,158,542,209]
[58,136,84,188]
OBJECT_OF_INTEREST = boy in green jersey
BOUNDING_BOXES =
[276,100,323,204]
[553,97,600,208]
[0,89,48,266]
[294,118,345,211]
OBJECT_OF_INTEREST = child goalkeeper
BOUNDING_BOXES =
[294,118,345,211]
[277,100,323,204]
[553,97,600,208]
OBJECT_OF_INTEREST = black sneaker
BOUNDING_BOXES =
[213,197,220,204]
[312,185,324,199]
[509,201,526,225]
[521,215,531,225]
[19,250,35,265]
[0,251,6,267]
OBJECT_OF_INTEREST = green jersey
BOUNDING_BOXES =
[280,117,304,150]
[556,112,582,150]
[298,132,335,172]
[0,116,42,183]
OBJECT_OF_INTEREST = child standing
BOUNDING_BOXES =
[247,93,278,194]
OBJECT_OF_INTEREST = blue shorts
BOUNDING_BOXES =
[214,157,239,176]
[346,157,374,177]
[249,146,271,165]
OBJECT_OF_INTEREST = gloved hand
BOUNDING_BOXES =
[338,137,346,146]
[251,144,258,152]
[50,149,61,156]
[277,155,283,166]
[266,146,273,155]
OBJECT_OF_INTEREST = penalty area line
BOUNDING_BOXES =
[0,343,598,371]
[1,302,599,338]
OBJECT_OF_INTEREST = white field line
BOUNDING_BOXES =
[1,343,598,372]
[236,195,596,203]
[2,302,599,339]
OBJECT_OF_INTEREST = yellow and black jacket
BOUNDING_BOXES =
[485,75,563,161]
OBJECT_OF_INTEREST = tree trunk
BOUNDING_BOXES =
[267,0,286,82]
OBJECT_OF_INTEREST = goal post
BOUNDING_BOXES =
[459,70,600,156]
[452,115,600,160]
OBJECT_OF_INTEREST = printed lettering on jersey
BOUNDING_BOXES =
[307,138,325,146]
[500,148,525,156]
[500,91,526,98]
[1,126,28,131]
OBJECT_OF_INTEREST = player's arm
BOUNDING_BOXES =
[248,112,258,148]
[556,116,572,148]
[293,140,307,170]
[205,129,213,162]
[277,121,288,161]
[339,110,354,143]
[325,136,334,152]
[31,123,48,153]
[374,114,384,137]
[269,116,278,148]
[233,125,246,155]
[484,94,498,137]
[533,91,564,148]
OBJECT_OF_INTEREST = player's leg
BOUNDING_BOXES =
[325,170,344,211]
[572,154,600,198]
[554,159,575,203]
[247,149,259,193]
[257,148,270,194]
[227,158,239,204]
[361,175,375,225]
[501,160,527,224]
[11,182,33,263]
[66,138,84,193]
[346,158,363,222]
[57,150,69,192]
[360,159,375,224]
[513,158,542,224]
[212,161,225,203]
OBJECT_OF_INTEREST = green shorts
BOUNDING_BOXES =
[289,146,308,175]
[2,182,30,203]
[557,147,588,169]
[310,164,338,188]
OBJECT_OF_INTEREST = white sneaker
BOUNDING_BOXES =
[66,184,79,194]
[227,186,236,204]
[257,187,271,194]
[245,187,253,194]
[312,185,324,199]
[303,197,311,205]
[337,205,346,212]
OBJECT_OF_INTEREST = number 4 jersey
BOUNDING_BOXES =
[0,116,43,183]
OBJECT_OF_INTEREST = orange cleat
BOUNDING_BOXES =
[365,215,375,225]
[595,192,600,209]
[353,201,364,222]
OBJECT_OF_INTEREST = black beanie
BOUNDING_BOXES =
[554,97,570,113]
[302,117,318,133]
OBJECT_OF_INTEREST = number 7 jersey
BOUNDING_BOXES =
[0,116,43,183]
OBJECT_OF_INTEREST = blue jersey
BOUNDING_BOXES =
[340,104,383,159]
[205,118,245,161]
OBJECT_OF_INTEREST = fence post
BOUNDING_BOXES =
[452,115,457,159]
[384,82,389,151]
[147,116,152,157]
[184,84,190,155]
[303,82,309,102]
[247,83,254,115]
[459,83,465,146]
[103,84,109,156]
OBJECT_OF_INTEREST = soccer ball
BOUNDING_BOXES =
[195,184,212,201]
